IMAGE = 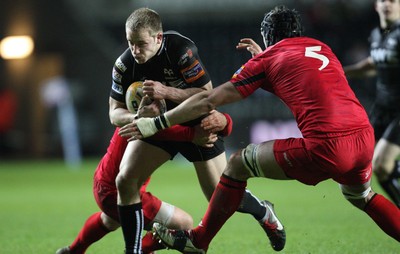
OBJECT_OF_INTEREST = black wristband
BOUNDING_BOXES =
[154,116,163,130]
[154,114,170,130]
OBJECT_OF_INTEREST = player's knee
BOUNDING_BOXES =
[372,149,399,181]
[228,150,242,166]
[225,150,251,180]
[115,172,138,192]
[340,184,372,209]
[373,162,393,181]
[115,173,126,190]
[101,212,120,231]
[374,166,388,181]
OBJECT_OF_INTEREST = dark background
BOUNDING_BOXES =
[0,0,377,161]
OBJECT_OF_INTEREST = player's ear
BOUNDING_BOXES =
[156,32,163,43]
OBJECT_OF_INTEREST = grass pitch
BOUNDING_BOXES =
[0,158,398,253]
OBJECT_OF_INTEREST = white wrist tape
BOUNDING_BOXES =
[136,117,159,138]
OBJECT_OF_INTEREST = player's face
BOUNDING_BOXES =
[126,28,162,64]
[375,0,400,25]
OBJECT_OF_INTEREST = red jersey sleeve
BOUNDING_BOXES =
[220,113,233,136]
[230,57,270,98]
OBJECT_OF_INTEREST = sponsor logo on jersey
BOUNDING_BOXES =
[112,69,123,83]
[283,152,293,167]
[181,60,205,83]
[164,68,174,76]
[178,49,193,66]
[115,57,127,72]
[187,49,193,58]
[112,82,123,95]
[365,166,372,179]
[232,65,245,79]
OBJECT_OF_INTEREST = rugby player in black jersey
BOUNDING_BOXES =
[109,8,283,254]
[344,0,400,208]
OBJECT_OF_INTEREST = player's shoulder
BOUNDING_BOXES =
[114,48,133,72]
[164,30,196,49]
[296,36,325,45]
[274,37,327,50]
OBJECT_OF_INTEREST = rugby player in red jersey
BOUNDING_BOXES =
[123,5,400,252]
[56,107,232,254]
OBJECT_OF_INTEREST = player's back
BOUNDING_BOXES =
[264,37,371,137]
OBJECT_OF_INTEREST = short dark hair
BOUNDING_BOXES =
[126,8,162,35]
[261,5,303,47]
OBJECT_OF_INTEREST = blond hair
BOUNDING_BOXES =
[126,8,162,35]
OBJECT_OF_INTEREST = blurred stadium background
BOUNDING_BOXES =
[0,0,377,165]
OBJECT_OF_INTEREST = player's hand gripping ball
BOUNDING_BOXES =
[125,81,167,114]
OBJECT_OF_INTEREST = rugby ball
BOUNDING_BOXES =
[126,81,144,113]
[125,81,167,114]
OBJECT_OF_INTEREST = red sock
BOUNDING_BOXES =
[69,212,111,254]
[364,194,400,242]
[192,174,247,249]
[142,231,165,253]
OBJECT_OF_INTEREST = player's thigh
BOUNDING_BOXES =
[193,152,227,181]
[256,140,289,179]
[119,140,171,182]
[373,139,400,176]
[93,179,120,222]
[101,212,120,230]
[193,152,227,200]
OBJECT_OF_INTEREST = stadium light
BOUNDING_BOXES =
[0,35,34,59]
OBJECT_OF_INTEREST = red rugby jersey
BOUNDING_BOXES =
[231,37,371,138]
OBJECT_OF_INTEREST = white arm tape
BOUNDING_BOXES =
[136,117,159,138]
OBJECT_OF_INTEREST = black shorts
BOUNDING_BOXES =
[369,104,400,145]
[142,136,225,162]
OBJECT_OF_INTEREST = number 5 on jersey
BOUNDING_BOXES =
[305,46,329,71]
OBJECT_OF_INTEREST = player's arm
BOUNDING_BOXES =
[343,56,376,79]
[118,90,233,144]
[163,81,241,129]
[109,97,136,127]
[153,110,233,142]
[109,95,161,127]
[142,80,212,104]
[118,81,241,140]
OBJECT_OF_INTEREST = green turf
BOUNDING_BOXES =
[0,158,398,253]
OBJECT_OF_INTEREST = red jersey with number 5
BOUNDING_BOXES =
[231,37,371,138]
